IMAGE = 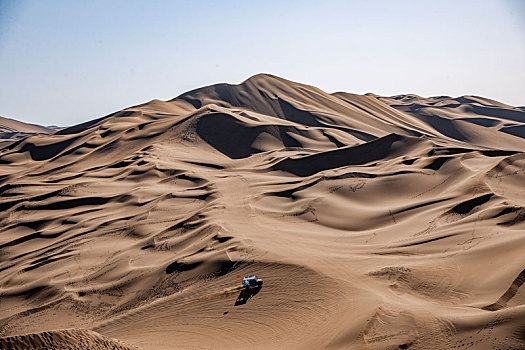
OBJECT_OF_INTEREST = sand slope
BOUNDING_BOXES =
[0,328,140,349]
[0,74,524,349]
[0,116,56,148]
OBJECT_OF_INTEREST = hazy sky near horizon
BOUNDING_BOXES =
[1,0,524,126]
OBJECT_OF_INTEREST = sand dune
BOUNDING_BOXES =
[0,116,57,148]
[0,74,524,349]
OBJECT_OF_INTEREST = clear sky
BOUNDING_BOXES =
[1,0,524,126]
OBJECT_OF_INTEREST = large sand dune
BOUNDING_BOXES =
[0,74,524,349]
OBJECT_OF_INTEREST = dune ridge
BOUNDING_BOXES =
[0,328,141,349]
[0,74,524,349]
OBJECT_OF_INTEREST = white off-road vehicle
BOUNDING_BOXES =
[241,275,263,288]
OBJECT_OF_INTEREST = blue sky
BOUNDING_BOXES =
[0,0,524,126]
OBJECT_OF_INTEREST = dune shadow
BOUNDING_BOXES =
[234,286,262,306]
[271,133,411,177]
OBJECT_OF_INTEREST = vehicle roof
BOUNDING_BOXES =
[243,275,256,279]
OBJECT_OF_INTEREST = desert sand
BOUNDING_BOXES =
[0,116,56,148]
[0,74,524,349]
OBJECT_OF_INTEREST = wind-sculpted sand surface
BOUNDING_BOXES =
[1,74,524,349]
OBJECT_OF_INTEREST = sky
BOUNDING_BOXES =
[0,0,524,126]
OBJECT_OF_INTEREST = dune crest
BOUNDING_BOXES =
[1,74,524,349]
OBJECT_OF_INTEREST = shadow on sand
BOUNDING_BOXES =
[234,286,262,306]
